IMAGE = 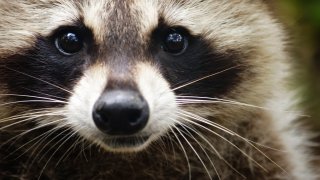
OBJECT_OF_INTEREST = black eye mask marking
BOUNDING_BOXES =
[0,25,95,109]
[150,24,245,98]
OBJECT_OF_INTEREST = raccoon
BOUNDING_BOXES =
[0,0,317,179]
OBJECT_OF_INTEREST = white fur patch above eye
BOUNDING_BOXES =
[81,1,112,42]
[132,0,159,41]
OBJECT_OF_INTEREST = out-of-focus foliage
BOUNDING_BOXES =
[279,0,320,27]
[274,1,320,127]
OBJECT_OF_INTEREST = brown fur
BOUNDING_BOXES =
[0,0,317,179]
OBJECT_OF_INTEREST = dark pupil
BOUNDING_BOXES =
[164,33,185,54]
[58,32,82,54]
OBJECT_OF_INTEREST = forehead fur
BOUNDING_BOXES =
[0,0,277,55]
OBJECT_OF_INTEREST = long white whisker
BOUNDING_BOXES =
[155,137,170,163]
[75,139,92,161]
[177,96,309,118]
[0,93,67,103]
[6,122,66,160]
[0,100,66,107]
[169,127,192,180]
[176,121,221,180]
[177,113,268,172]
[27,125,69,160]
[165,131,177,159]
[31,126,73,164]
[3,66,74,95]
[0,109,61,124]
[179,110,289,173]
[177,110,235,136]
[55,134,83,166]
[175,118,246,179]
[0,112,62,131]
[234,135,288,173]
[22,88,69,101]
[2,117,66,148]
[179,109,287,153]
[81,139,90,162]
[172,66,240,91]
[173,126,213,180]
[38,129,79,180]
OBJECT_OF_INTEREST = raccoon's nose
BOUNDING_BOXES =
[92,90,149,136]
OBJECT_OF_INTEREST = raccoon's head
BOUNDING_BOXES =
[0,0,286,153]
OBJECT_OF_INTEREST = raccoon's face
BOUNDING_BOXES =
[0,0,285,152]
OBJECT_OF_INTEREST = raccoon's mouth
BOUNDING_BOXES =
[102,136,150,150]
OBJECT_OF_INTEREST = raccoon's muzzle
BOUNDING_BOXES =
[92,89,149,136]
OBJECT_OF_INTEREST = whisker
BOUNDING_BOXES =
[177,110,235,136]
[176,122,221,180]
[0,93,67,103]
[246,140,288,152]
[2,117,66,149]
[174,126,213,180]
[34,123,72,161]
[23,126,71,167]
[30,126,73,164]
[55,134,83,166]
[179,110,288,173]
[174,118,246,179]
[75,139,93,161]
[80,139,88,162]
[233,135,288,173]
[38,129,79,180]
[176,96,310,118]
[176,112,268,172]
[0,109,61,124]
[22,88,69,101]
[3,66,74,95]
[154,137,169,163]
[179,109,287,153]
[172,66,240,91]
[0,113,58,131]
[164,131,177,159]
[5,122,66,160]
[169,127,192,180]
[0,100,67,108]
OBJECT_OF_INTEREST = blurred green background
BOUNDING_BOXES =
[273,0,320,128]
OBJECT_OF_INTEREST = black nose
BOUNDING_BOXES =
[92,90,149,136]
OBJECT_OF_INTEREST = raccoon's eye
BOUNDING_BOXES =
[162,30,188,55]
[55,32,83,55]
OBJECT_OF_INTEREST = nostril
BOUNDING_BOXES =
[96,108,110,123]
[92,108,111,132]
[92,90,149,136]
[128,110,141,125]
